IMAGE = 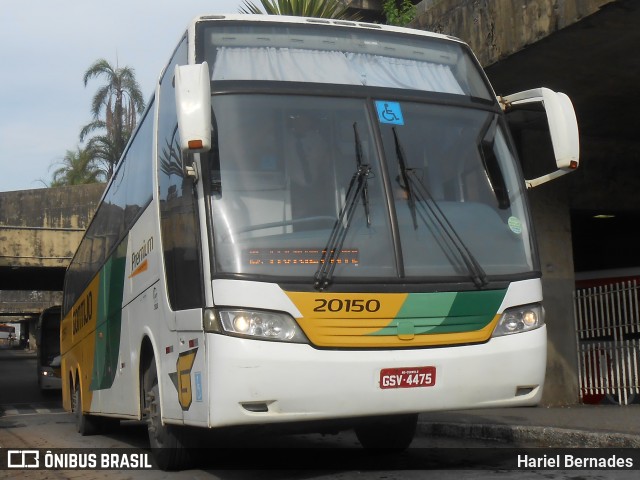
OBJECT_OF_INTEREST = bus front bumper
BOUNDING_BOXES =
[207,325,546,428]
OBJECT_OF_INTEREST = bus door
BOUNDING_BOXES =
[158,128,208,423]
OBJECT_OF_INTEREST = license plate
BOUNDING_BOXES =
[379,366,436,389]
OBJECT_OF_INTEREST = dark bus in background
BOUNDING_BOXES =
[0,324,16,345]
[36,305,62,391]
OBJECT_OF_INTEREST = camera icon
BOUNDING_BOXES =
[7,450,40,468]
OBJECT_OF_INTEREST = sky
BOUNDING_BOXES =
[0,0,247,193]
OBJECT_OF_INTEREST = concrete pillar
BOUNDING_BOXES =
[529,181,579,405]
[516,122,579,405]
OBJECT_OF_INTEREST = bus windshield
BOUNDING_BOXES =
[208,93,535,284]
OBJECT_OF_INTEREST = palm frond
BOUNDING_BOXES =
[81,57,146,181]
[239,0,360,20]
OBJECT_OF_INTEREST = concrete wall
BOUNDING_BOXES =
[412,0,612,66]
[0,183,104,268]
[569,138,640,213]
[0,290,63,316]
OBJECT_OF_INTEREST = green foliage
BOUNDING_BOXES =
[80,58,145,179]
[49,147,105,187]
[83,132,121,181]
[47,58,145,187]
[382,0,416,27]
[239,0,360,20]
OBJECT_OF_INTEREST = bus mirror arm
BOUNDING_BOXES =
[175,62,212,154]
[185,163,199,184]
[500,88,579,189]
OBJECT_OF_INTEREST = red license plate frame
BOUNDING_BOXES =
[379,366,436,389]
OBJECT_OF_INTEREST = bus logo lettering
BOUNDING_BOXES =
[130,237,154,278]
[72,291,93,335]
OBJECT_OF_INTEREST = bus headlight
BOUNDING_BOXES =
[212,309,308,343]
[492,304,544,337]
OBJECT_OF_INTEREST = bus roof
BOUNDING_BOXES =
[187,14,464,46]
[40,305,61,317]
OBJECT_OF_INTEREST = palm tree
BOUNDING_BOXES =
[83,133,121,180]
[80,58,145,179]
[49,147,105,187]
[239,0,360,19]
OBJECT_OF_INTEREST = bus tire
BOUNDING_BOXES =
[72,380,100,436]
[354,413,418,451]
[144,358,192,470]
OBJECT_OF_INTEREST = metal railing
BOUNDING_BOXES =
[574,280,640,405]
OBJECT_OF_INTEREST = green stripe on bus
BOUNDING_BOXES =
[90,239,127,391]
[368,289,506,336]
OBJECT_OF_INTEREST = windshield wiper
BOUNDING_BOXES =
[314,123,371,291]
[354,122,372,227]
[392,127,488,289]
[393,128,418,230]
[478,115,510,209]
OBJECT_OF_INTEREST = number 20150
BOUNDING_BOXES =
[313,298,381,313]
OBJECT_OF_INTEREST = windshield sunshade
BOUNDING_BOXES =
[212,47,466,94]
[201,22,492,99]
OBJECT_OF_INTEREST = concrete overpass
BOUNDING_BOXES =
[1,0,638,404]
[0,184,104,324]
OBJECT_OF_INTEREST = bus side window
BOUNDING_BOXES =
[158,138,204,310]
[157,38,204,311]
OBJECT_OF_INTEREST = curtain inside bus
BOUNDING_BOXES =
[211,47,465,94]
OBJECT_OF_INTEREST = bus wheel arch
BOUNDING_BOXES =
[139,335,154,414]
[140,339,192,470]
[66,370,75,413]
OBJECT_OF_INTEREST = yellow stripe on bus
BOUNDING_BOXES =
[285,291,501,348]
[60,275,100,411]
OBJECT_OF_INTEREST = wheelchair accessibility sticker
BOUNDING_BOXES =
[375,101,404,125]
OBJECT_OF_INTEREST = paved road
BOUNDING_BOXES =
[0,347,62,416]
[3,411,638,480]
[1,348,638,479]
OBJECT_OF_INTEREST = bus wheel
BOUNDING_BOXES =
[354,413,418,451]
[72,380,100,435]
[143,359,192,470]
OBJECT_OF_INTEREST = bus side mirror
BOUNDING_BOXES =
[500,88,579,188]
[175,62,211,153]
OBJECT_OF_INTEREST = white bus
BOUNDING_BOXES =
[61,14,579,469]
